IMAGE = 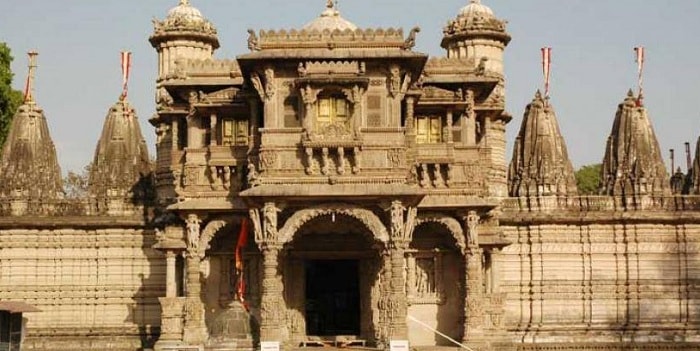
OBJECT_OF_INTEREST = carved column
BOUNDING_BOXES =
[183,214,207,345]
[445,109,454,143]
[156,249,185,350]
[172,119,179,151]
[166,251,177,298]
[210,113,218,147]
[251,203,285,343]
[463,211,486,345]
[383,201,416,343]
[463,90,476,146]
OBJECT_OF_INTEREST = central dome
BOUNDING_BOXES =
[167,0,206,23]
[302,1,358,32]
[458,0,495,19]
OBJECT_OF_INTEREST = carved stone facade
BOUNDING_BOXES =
[2,1,700,351]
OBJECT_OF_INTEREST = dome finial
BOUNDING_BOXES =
[471,0,481,3]
[326,0,334,9]
[180,0,190,5]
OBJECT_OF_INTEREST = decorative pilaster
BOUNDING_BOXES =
[250,203,286,343]
[182,214,207,345]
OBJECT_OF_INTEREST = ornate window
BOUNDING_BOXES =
[317,96,350,127]
[416,115,443,144]
[220,118,249,146]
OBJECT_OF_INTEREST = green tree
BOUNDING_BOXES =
[0,43,24,149]
[64,164,92,199]
[575,164,602,195]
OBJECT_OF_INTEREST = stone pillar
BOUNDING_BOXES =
[463,248,486,343]
[251,203,286,344]
[445,109,454,143]
[383,201,416,343]
[156,297,186,351]
[210,113,218,147]
[463,90,476,146]
[259,244,284,342]
[462,211,487,346]
[183,214,207,345]
[166,251,177,298]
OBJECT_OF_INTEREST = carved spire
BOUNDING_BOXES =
[508,91,577,197]
[88,98,153,201]
[0,52,63,199]
[600,90,669,196]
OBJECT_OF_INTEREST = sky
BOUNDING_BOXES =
[1,0,700,174]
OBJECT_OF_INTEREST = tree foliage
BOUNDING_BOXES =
[0,42,24,149]
[575,164,602,195]
[64,164,91,199]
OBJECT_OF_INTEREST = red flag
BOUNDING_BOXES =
[235,218,249,305]
[541,47,552,98]
[634,47,645,106]
[120,51,132,100]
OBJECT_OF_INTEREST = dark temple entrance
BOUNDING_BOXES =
[305,260,360,336]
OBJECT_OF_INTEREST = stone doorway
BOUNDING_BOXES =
[304,259,360,337]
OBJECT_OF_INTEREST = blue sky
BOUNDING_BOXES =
[2,0,699,173]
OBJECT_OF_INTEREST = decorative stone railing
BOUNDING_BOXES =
[0,197,153,218]
[256,28,407,50]
[502,195,700,213]
[171,59,240,79]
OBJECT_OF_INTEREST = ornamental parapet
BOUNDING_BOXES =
[254,28,409,50]
[501,195,700,214]
[168,59,241,81]
[0,196,153,218]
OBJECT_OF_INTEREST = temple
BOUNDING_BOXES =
[1,1,700,351]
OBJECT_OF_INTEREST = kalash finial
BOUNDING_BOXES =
[180,0,190,6]
[326,0,334,9]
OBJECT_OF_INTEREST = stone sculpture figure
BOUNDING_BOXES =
[466,211,479,247]
[186,214,202,251]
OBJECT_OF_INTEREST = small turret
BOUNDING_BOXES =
[441,0,511,74]
[0,52,63,200]
[508,91,577,197]
[149,0,220,80]
[600,90,668,196]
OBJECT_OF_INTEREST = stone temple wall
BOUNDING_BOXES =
[499,197,700,349]
[0,223,163,351]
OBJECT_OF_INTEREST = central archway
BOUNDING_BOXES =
[279,205,387,347]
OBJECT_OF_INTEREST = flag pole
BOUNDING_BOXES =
[634,46,645,107]
[120,51,132,101]
[24,51,38,105]
[541,47,552,103]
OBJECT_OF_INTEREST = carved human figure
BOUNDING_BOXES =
[390,201,405,240]
[264,67,275,99]
[466,211,480,247]
[247,29,259,52]
[263,203,279,242]
[186,214,202,252]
